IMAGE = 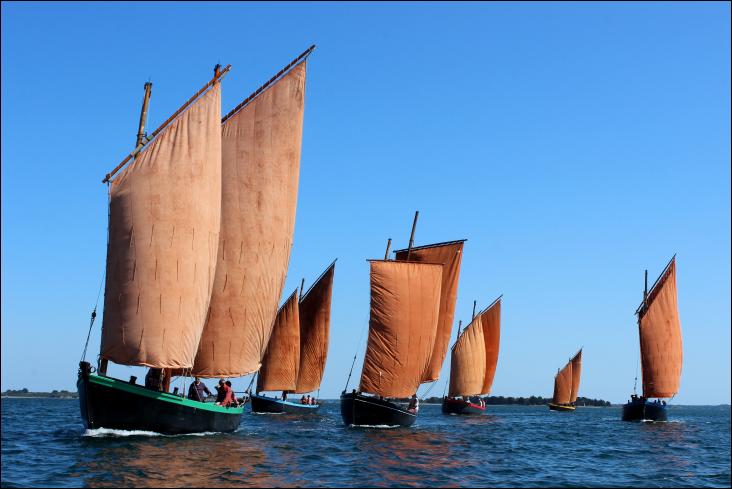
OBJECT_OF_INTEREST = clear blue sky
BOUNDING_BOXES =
[2,2,729,404]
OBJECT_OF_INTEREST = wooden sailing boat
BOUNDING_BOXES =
[442,297,501,415]
[340,212,465,427]
[77,46,314,434]
[622,256,682,422]
[548,349,582,412]
[251,261,336,414]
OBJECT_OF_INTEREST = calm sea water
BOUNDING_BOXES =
[1,398,729,487]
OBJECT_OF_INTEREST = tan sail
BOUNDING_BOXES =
[359,260,443,398]
[570,349,582,403]
[552,361,573,405]
[192,62,307,377]
[295,261,336,394]
[639,258,682,398]
[395,240,465,382]
[448,318,486,397]
[447,297,501,397]
[100,83,222,369]
[257,289,301,392]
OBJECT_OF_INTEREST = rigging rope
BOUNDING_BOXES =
[344,316,368,393]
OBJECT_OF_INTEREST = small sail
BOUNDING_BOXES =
[100,83,222,369]
[257,289,301,392]
[448,318,486,397]
[359,260,443,398]
[295,262,336,394]
[394,240,465,382]
[193,62,307,378]
[447,297,501,397]
[639,258,682,398]
[570,349,582,403]
[552,362,573,405]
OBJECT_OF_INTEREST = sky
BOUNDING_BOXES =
[2,2,730,404]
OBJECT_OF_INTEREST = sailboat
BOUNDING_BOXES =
[622,256,682,422]
[77,46,314,434]
[548,349,582,412]
[442,296,501,415]
[251,261,336,414]
[340,212,465,427]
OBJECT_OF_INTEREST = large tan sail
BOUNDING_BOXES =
[448,318,486,397]
[359,260,443,398]
[552,361,573,405]
[481,298,501,395]
[639,258,682,398]
[447,297,501,397]
[257,289,300,392]
[570,349,582,403]
[395,240,465,382]
[295,262,336,394]
[100,83,222,369]
[192,62,307,378]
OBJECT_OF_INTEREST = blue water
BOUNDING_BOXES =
[1,399,729,487]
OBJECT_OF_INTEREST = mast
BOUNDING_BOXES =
[384,238,392,260]
[406,211,419,260]
[135,82,152,148]
[472,300,477,321]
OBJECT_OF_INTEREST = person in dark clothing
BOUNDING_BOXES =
[145,368,164,391]
[187,377,212,402]
[215,379,227,404]
[407,394,419,413]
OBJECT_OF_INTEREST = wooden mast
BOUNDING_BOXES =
[406,211,419,260]
[135,82,153,148]
[472,300,477,321]
[384,238,392,260]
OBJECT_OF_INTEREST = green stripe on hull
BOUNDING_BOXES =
[88,374,243,415]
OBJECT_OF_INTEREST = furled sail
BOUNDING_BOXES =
[295,261,336,394]
[448,297,501,397]
[257,289,301,392]
[395,240,465,382]
[570,349,582,403]
[100,83,222,369]
[192,61,307,377]
[639,258,682,398]
[552,361,573,405]
[359,260,443,398]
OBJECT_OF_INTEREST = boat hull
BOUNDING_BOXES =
[621,398,668,422]
[442,397,485,415]
[548,403,576,412]
[77,362,243,434]
[250,393,320,414]
[340,392,416,427]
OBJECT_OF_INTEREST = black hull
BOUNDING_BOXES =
[250,394,320,414]
[442,397,485,415]
[622,398,668,422]
[77,362,242,435]
[548,403,576,412]
[340,392,416,427]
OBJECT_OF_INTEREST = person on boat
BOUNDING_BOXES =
[305,394,311,405]
[282,390,289,401]
[407,394,419,413]
[144,368,164,391]
[301,395,307,404]
[187,377,212,402]
[215,379,227,404]
[225,381,239,407]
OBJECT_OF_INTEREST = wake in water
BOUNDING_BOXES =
[83,428,220,438]
[348,424,400,429]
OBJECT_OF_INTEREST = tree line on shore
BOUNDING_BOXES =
[2,388,78,399]
[422,395,611,406]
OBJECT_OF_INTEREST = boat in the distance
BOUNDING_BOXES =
[622,256,682,422]
[442,296,501,415]
[341,212,464,427]
[78,46,313,434]
[548,349,582,412]
[252,261,335,414]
